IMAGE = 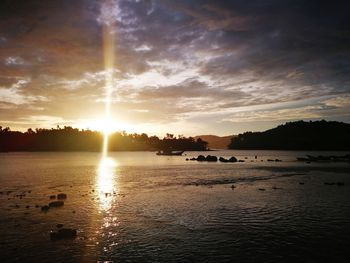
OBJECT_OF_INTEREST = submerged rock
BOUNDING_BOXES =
[49,195,56,199]
[57,193,67,200]
[49,201,64,207]
[50,228,77,240]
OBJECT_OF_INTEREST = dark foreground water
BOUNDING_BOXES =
[0,151,350,262]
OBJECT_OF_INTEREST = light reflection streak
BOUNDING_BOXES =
[97,157,118,211]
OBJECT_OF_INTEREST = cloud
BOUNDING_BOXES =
[0,77,47,105]
[0,0,349,135]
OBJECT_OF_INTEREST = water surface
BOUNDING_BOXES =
[0,151,349,262]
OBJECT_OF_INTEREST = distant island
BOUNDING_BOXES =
[228,120,350,150]
[0,127,208,152]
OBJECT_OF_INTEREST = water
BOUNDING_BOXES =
[0,151,350,262]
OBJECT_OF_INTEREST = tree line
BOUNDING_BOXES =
[0,126,208,152]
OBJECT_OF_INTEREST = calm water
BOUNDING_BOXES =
[0,151,350,262]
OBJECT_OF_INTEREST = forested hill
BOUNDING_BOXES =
[228,120,350,150]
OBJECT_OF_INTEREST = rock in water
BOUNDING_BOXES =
[219,157,228,163]
[228,156,237,162]
[50,228,77,240]
[57,193,67,200]
[196,155,206,161]
[49,201,64,207]
[206,155,218,162]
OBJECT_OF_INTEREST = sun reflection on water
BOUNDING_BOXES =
[97,157,118,212]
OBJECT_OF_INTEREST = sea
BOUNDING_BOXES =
[0,150,349,262]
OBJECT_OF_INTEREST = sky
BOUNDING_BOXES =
[0,0,349,136]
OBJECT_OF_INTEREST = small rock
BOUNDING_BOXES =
[299,182,305,185]
[56,224,64,228]
[337,182,345,186]
[26,205,30,209]
[50,195,56,199]
[185,158,189,161]
[258,188,266,191]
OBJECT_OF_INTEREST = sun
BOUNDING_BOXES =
[77,118,130,135]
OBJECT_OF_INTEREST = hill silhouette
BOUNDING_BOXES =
[228,120,350,150]
[0,127,208,152]
[194,135,233,149]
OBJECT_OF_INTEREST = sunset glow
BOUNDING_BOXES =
[1,1,350,262]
